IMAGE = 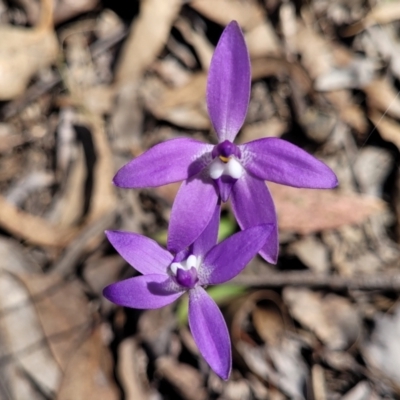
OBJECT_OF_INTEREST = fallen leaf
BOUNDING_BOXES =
[0,0,58,100]
[269,183,387,235]
[0,195,76,247]
[283,288,360,350]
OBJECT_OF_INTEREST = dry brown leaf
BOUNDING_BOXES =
[0,195,76,247]
[0,271,92,397]
[269,183,386,235]
[283,288,360,350]
[17,273,92,369]
[0,237,40,273]
[363,78,400,119]
[0,272,62,397]
[0,0,58,100]
[56,327,118,400]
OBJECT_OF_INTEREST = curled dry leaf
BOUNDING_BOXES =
[283,288,360,351]
[0,0,58,100]
[269,182,387,235]
[0,195,76,247]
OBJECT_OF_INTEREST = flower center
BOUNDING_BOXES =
[210,140,244,180]
[170,254,199,289]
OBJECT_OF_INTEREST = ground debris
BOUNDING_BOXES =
[1,0,400,398]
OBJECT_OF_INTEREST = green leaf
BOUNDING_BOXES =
[217,215,237,242]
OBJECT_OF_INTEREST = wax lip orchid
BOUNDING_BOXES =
[103,207,274,380]
[113,21,338,264]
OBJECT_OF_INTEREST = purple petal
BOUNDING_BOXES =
[215,175,237,202]
[113,138,211,188]
[207,21,251,142]
[188,286,231,380]
[201,224,274,285]
[167,174,219,254]
[103,274,183,309]
[191,204,221,257]
[106,230,173,275]
[241,138,338,188]
[231,174,279,264]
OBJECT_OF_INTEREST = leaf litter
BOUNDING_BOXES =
[1,0,400,398]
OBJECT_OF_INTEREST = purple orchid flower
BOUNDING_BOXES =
[103,207,274,380]
[113,21,338,264]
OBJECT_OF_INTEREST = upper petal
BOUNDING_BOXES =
[241,138,338,188]
[167,173,219,254]
[188,286,231,380]
[201,223,274,285]
[113,138,211,188]
[191,204,221,257]
[231,174,279,264]
[103,274,183,309]
[106,230,173,275]
[207,21,251,142]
